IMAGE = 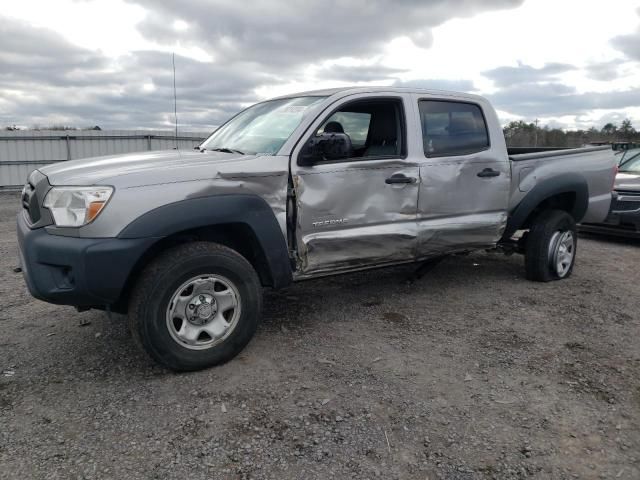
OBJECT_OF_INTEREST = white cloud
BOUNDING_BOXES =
[382,0,639,91]
[1,0,639,129]
[2,0,212,61]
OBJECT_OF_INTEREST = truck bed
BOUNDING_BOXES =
[508,145,616,225]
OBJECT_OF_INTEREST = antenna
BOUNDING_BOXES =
[172,52,178,148]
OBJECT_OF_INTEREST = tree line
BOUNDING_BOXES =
[504,119,639,148]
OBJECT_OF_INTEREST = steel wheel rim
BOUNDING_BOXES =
[165,274,241,350]
[549,230,575,278]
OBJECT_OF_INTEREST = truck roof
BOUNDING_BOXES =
[272,85,487,103]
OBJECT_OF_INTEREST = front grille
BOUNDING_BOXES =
[616,189,640,196]
[21,182,41,224]
[613,189,640,213]
[613,201,640,212]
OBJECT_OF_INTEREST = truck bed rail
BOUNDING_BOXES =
[509,145,611,162]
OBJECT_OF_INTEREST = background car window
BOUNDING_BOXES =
[619,154,640,173]
[419,100,489,157]
[319,112,371,148]
[619,148,640,168]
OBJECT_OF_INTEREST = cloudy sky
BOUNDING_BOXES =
[1,0,639,132]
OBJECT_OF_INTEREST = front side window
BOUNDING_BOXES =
[311,98,405,161]
[419,100,489,157]
[319,111,371,148]
[201,96,326,155]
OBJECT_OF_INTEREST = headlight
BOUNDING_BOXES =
[43,186,113,227]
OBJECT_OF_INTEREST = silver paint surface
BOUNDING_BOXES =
[290,92,420,276]
[39,150,289,238]
[293,160,420,274]
[29,86,616,279]
[615,171,640,194]
[510,146,616,224]
[290,91,515,276]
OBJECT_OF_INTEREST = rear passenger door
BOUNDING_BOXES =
[412,96,511,258]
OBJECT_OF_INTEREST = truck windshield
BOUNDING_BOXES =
[200,96,326,155]
[619,154,640,173]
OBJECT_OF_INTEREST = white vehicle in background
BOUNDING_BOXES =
[582,147,640,237]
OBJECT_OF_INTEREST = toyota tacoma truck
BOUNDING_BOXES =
[17,87,617,371]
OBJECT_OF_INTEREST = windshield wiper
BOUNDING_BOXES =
[208,147,245,155]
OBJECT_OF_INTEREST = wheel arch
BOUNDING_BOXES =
[111,194,293,313]
[502,173,589,241]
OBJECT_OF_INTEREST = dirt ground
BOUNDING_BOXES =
[0,191,639,480]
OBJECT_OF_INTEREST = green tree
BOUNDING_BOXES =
[601,123,618,136]
[619,119,636,139]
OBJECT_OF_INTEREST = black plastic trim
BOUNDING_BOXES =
[22,170,54,229]
[118,194,293,289]
[17,212,155,306]
[502,173,589,240]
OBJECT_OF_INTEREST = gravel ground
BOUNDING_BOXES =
[1,191,639,480]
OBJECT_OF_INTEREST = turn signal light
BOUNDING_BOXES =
[87,201,106,223]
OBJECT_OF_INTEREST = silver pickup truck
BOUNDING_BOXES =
[17,87,616,370]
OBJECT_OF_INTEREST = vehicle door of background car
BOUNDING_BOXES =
[290,93,420,276]
[411,95,511,258]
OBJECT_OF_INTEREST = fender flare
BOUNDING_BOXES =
[502,173,589,240]
[118,194,293,288]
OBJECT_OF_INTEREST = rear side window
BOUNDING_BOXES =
[418,100,489,157]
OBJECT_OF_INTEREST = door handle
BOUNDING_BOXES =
[385,174,416,184]
[477,168,500,178]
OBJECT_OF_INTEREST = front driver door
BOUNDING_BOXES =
[290,93,420,276]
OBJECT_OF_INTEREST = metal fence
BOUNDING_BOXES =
[0,130,209,189]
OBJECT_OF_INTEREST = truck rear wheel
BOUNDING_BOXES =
[128,242,262,371]
[524,209,577,282]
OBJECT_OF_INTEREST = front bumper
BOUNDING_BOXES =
[17,211,155,308]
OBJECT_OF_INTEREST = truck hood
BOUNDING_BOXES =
[39,150,276,187]
[615,171,640,192]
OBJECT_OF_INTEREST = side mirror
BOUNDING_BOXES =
[298,132,352,166]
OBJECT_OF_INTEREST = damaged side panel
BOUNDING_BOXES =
[293,161,419,276]
[416,212,508,257]
[83,154,290,239]
[416,156,511,256]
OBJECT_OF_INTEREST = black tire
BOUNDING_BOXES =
[524,209,577,282]
[128,242,262,371]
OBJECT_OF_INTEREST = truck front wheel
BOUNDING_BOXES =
[128,242,262,371]
[524,209,577,282]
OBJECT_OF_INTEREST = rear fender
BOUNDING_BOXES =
[502,173,588,240]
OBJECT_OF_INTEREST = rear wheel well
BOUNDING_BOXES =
[111,224,273,314]
[521,192,577,230]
